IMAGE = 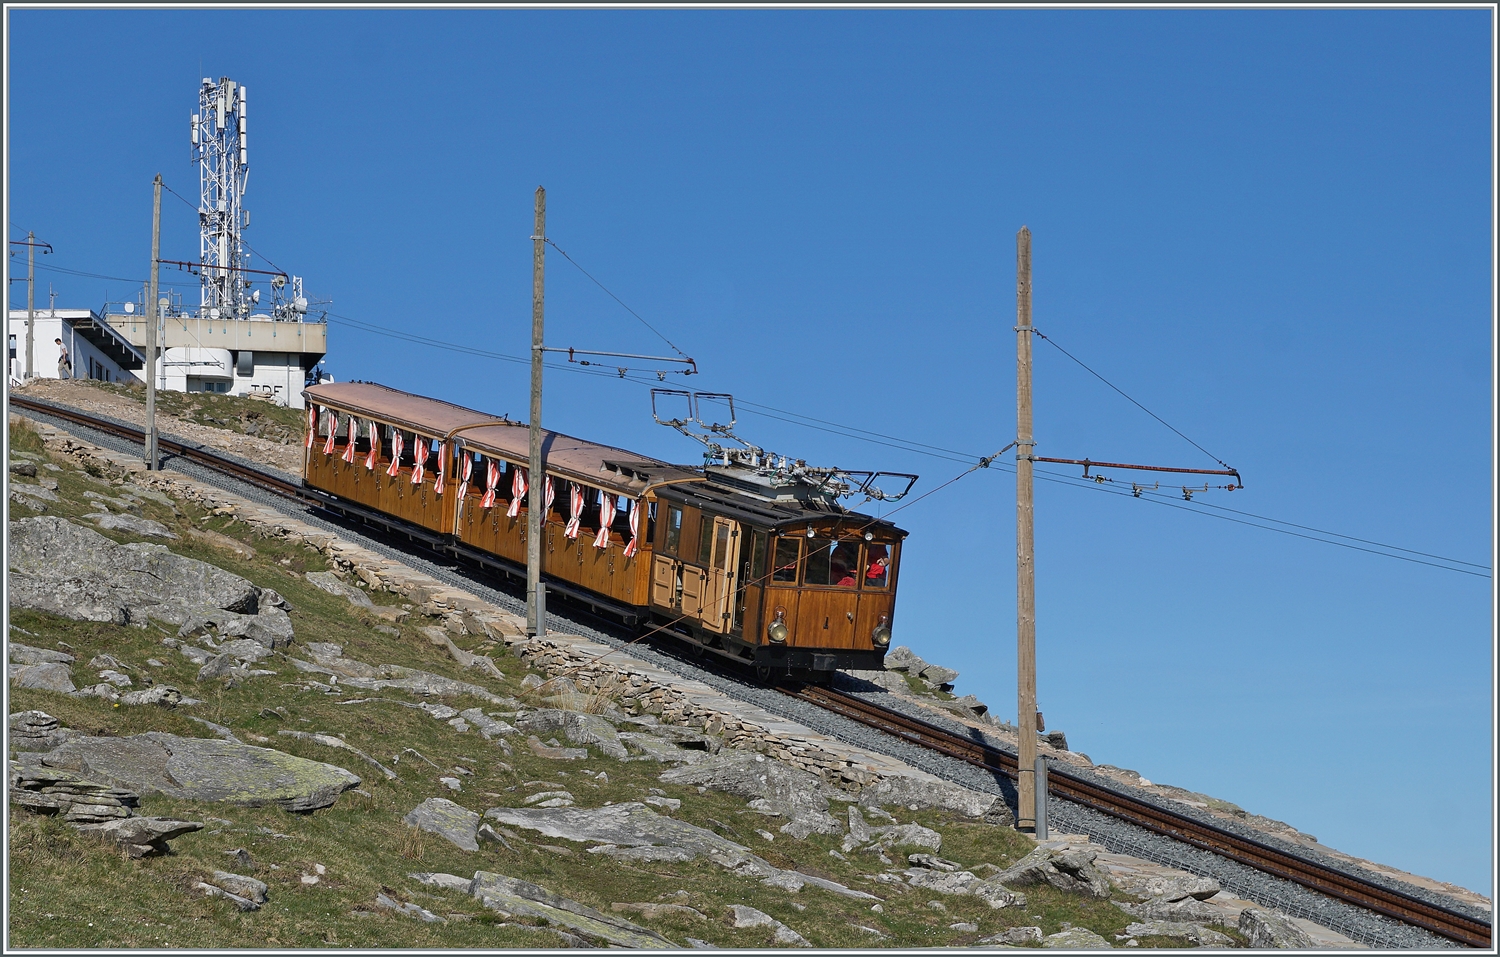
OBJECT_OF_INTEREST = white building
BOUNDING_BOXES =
[8,308,144,385]
[7,306,327,410]
[103,306,327,410]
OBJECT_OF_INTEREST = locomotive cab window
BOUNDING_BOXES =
[805,539,863,587]
[749,530,768,583]
[772,536,801,582]
[864,542,892,588]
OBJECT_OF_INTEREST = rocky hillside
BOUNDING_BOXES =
[5,409,1313,950]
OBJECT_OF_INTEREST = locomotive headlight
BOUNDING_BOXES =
[768,608,788,644]
[871,615,892,648]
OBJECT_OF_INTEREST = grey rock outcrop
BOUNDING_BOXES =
[935,693,987,717]
[9,710,74,752]
[10,459,38,476]
[75,816,204,858]
[291,648,509,704]
[859,773,998,819]
[9,643,75,665]
[305,571,375,608]
[483,802,877,900]
[373,892,444,922]
[729,904,810,947]
[86,512,178,539]
[9,763,139,822]
[660,749,845,838]
[979,926,1044,945]
[919,663,959,687]
[8,518,262,628]
[1042,926,1112,948]
[1238,907,1315,948]
[404,798,480,851]
[993,846,1112,898]
[1114,895,1229,924]
[212,871,269,905]
[1123,919,1233,946]
[469,871,674,948]
[1110,872,1220,902]
[18,732,360,812]
[8,662,76,693]
[883,646,927,673]
[516,709,627,759]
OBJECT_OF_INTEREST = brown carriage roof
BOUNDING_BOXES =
[304,381,704,497]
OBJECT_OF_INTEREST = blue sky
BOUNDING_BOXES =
[6,9,1493,895]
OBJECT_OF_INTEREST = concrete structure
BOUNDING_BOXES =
[8,308,144,386]
[104,308,326,409]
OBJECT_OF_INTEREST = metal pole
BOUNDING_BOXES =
[146,175,162,469]
[1016,225,1038,832]
[1034,754,1048,840]
[25,231,35,379]
[526,186,546,636]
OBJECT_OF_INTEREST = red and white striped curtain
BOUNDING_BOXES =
[593,492,617,549]
[322,410,338,455]
[544,476,556,513]
[481,459,500,509]
[386,430,404,478]
[305,406,317,449]
[622,499,642,557]
[457,451,474,501]
[565,483,584,539]
[342,416,358,463]
[507,466,527,518]
[364,420,379,470]
[433,442,447,495]
[411,437,429,485]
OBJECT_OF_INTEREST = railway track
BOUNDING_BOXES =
[788,683,1491,949]
[10,393,1492,949]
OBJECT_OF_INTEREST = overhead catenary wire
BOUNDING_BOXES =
[23,248,1484,579]
[328,306,1487,578]
[543,237,693,361]
[1033,326,1234,472]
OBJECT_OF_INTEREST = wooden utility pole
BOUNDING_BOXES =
[146,175,162,470]
[527,186,547,636]
[25,231,36,379]
[1015,225,1038,831]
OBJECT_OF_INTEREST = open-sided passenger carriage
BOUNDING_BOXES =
[302,381,907,681]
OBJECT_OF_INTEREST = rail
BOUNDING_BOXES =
[8,393,1491,949]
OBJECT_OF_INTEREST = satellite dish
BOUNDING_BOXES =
[251,289,261,304]
[124,302,135,314]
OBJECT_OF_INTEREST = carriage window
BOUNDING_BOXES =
[399,430,417,467]
[772,537,801,583]
[698,515,715,565]
[664,506,683,553]
[647,502,657,543]
[750,530,767,583]
[863,542,892,589]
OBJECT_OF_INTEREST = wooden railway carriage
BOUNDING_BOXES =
[303,381,906,678]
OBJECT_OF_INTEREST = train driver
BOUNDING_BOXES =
[865,543,890,588]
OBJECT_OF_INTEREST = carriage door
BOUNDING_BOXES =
[702,517,740,634]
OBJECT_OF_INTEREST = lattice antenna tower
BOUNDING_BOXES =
[191,76,250,319]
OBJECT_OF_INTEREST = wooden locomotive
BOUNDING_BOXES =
[302,381,914,680]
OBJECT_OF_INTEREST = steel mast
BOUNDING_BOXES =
[192,76,251,319]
